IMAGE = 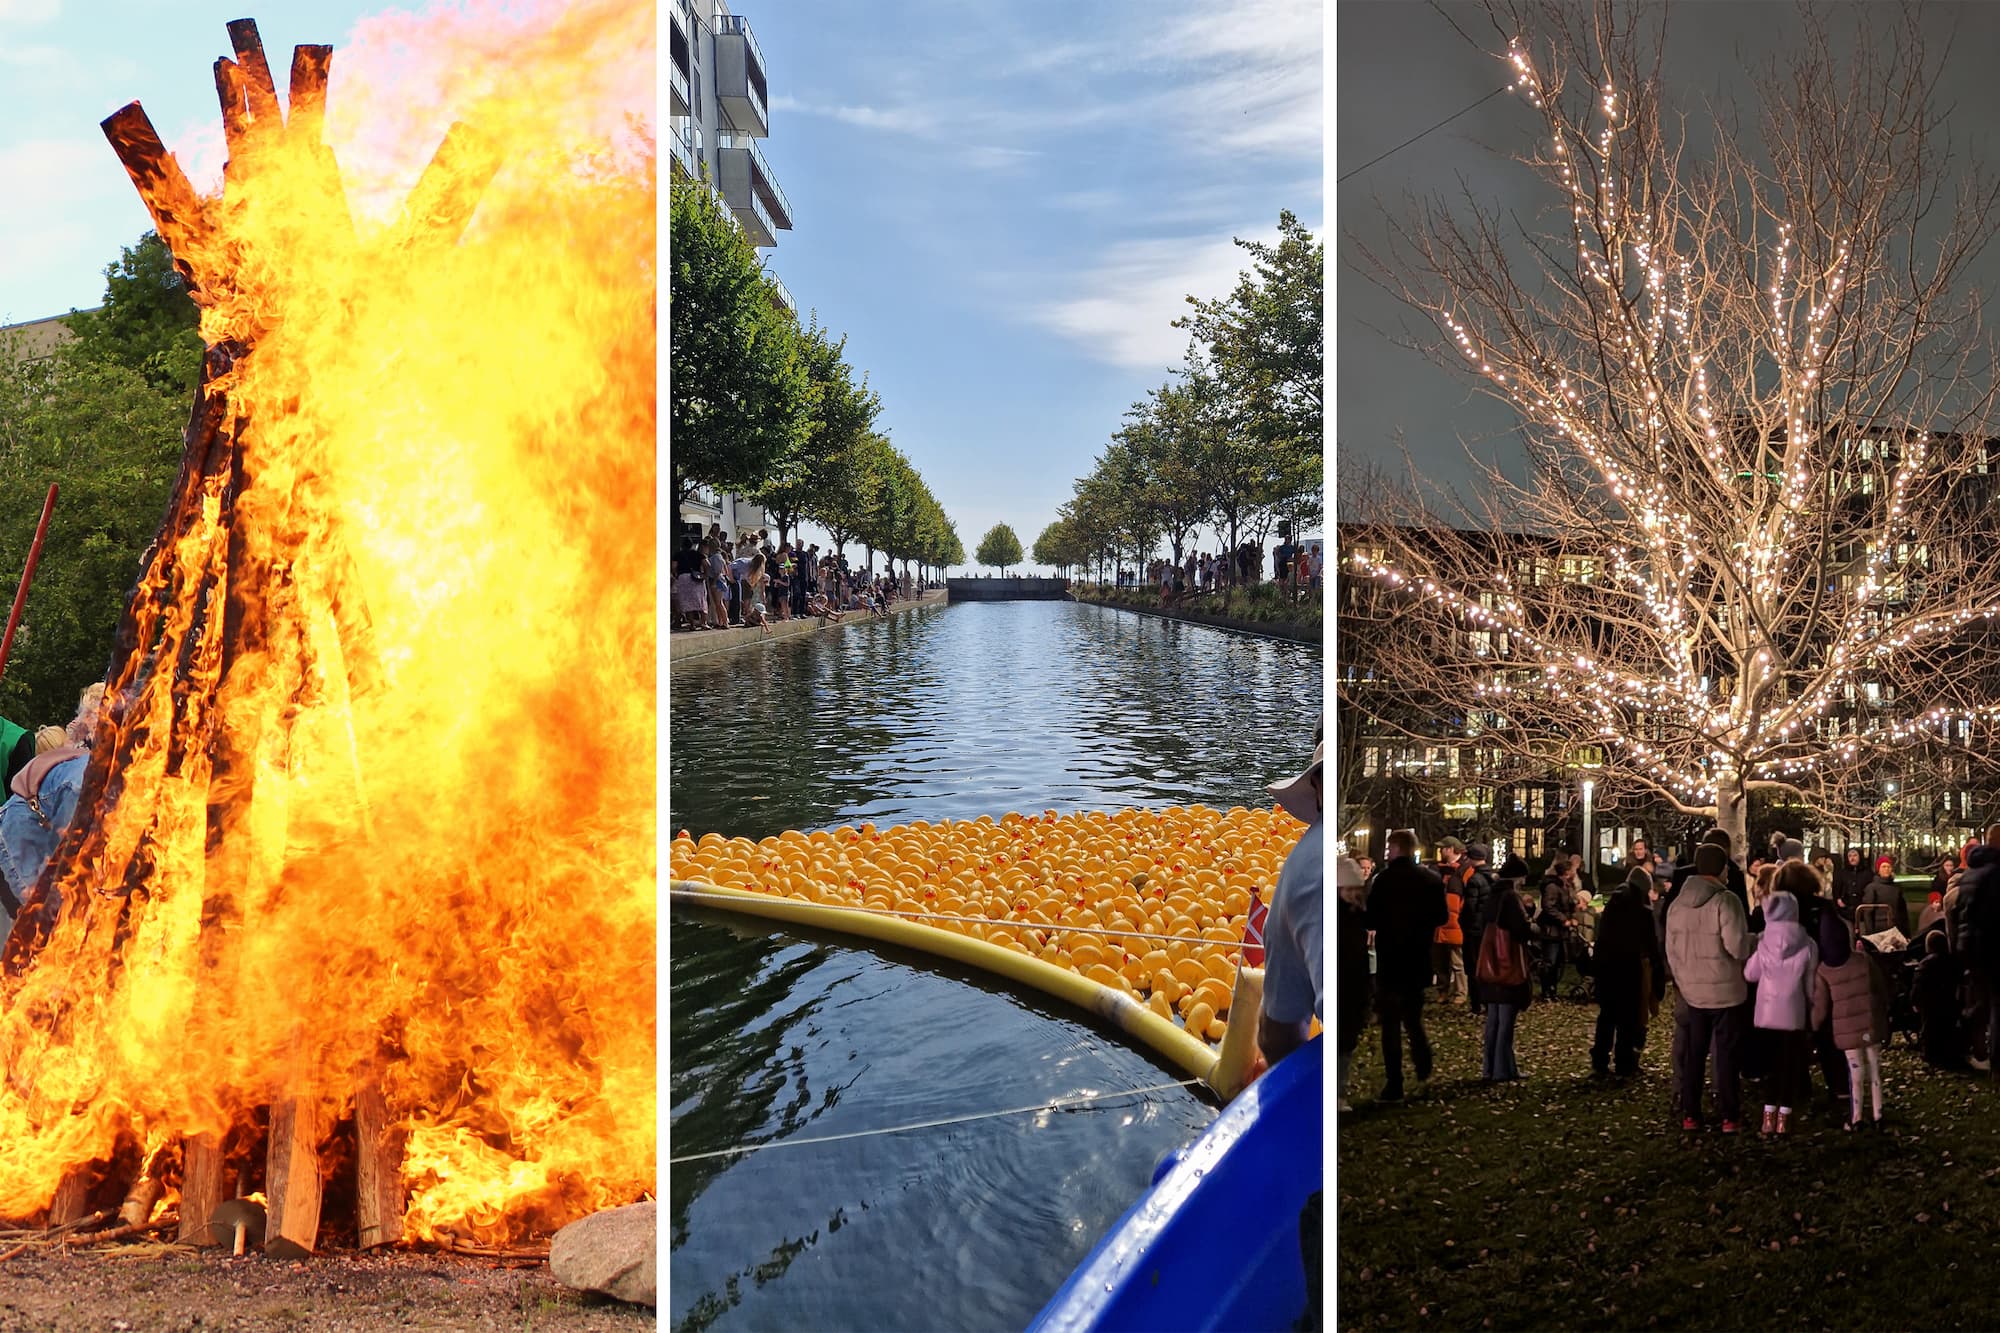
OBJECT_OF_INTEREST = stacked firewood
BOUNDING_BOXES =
[2,18,497,1257]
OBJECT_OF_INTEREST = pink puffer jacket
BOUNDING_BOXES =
[1743,892,1821,1031]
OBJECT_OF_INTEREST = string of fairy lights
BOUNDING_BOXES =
[1354,37,2000,813]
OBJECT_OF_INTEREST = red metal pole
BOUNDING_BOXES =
[0,484,59,687]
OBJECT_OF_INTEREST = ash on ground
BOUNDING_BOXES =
[0,1248,654,1331]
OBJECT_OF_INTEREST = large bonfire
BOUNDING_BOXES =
[0,6,655,1249]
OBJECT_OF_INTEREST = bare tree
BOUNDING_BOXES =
[1344,1,2000,859]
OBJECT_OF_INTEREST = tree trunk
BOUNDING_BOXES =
[1716,769,1748,865]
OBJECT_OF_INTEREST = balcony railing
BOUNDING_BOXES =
[713,13,769,136]
[670,60,691,118]
[717,132,790,228]
[715,14,767,90]
[669,119,704,178]
[765,272,794,313]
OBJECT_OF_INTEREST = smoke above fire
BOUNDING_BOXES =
[0,0,656,1243]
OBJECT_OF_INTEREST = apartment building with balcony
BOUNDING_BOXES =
[670,0,794,539]
[670,0,793,256]
[1336,461,2000,877]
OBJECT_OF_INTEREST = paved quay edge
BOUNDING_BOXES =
[1070,594,1322,645]
[668,589,948,662]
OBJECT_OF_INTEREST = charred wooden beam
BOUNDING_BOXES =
[287,45,333,144]
[389,122,502,252]
[214,58,250,162]
[226,19,281,132]
[263,1095,322,1258]
[99,104,209,283]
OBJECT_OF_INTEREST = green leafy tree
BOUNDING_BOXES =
[1175,210,1322,465]
[669,180,807,511]
[63,231,203,397]
[812,430,892,562]
[753,315,879,546]
[974,523,1023,575]
[0,337,184,728]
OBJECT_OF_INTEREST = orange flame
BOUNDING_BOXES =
[0,2,655,1243]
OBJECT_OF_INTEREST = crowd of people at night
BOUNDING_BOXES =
[670,524,925,634]
[1336,824,2000,1130]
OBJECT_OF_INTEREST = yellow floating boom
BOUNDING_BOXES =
[672,880,1224,1086]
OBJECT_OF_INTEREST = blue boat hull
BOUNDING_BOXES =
[1028,1035,1323,1333]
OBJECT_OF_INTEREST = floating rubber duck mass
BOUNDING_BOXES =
[670,804,1310,1045]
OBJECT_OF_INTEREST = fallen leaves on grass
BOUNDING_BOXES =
[1340,993,2000,1329]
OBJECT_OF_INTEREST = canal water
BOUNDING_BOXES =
[668,600,1323,1332]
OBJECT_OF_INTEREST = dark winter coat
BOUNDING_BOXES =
[1366,856,1448,992]
[1474,882,1534,1009]
[1833,861,1874,916]
[1855,875,1911,937]
[1337,895,1370,1052]
[1592,883,1665,1014]
[1915,950,1964,1060]
[1458,866,1495,958]
[1953,844,2000,969]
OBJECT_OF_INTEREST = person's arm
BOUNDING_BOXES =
[1721,896,1754,961]
[1811,971,1831,1030]
[1743,948,1764,984]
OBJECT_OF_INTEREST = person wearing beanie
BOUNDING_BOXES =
[1744,889,1825,1135]
[1857,855,1911,937]
[1591,864,1666,1077]
[1665,842,1755,1131]
[1458,844,1496,1020]
[1834,848,1873,918]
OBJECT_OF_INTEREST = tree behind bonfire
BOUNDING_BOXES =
[1344,1,2000,859]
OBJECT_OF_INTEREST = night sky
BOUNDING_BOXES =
[1335,0,2000,497]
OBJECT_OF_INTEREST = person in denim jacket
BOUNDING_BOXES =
[0,682,103,934]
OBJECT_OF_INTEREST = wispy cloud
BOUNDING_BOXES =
[1023,225,1290,372]
[0,0,60,26]
[770,94,929,137]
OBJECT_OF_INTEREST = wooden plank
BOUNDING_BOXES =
[213,58,249,159]
[353,1084,404,1249]
[287,45,333,143]
[226,18,281,130]
[99,103,210,275]
[263,1096,322,1259]
[177,1133,225,1245]
[46,1169,89,1226]
[388,122,502,251]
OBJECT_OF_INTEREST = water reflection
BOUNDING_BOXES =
[668,916,1217,1333]
[669,601,1324,840]
[668,601,1322,1330]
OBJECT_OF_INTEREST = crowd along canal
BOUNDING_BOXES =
[668,598,1324,1332]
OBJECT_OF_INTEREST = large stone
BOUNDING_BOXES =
[549,1201,656,1306]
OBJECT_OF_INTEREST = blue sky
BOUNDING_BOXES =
[0,3,387,320]
[0,1,1323,574]
[742,0,1323,570]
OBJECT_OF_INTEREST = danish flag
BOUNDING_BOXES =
[1243,891,1269,967]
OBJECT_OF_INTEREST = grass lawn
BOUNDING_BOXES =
[1337,992,2000,1331]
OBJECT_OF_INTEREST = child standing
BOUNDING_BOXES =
[1743,890,1822,1135]
[1815,920,1891,1127]
[1915,930,1965,1069]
